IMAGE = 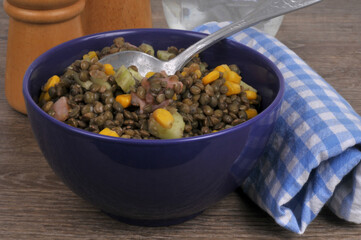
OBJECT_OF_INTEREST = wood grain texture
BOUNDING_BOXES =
[0,0,360,239]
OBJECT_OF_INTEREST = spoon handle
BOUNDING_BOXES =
[169,0,322,71]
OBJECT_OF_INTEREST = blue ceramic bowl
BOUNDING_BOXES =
[23,28,284,226]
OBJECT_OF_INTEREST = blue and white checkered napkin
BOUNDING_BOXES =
[194,22,361,234]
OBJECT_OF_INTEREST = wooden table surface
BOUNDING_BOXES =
[1,0,360,239]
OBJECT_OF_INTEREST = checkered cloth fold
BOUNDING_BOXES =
[194,22,361,234]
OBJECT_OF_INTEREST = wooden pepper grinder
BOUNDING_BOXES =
[4,0,152,114]
[82,0,152,35]
[4,0,86,114]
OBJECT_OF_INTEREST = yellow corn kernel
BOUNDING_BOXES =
[194,69,202,79]
[212,130,218,133]
[99,128,120,137]
[214,64,231,73]
[245,108,258,119]
[222,64,231,72]
[115,94,132,108]
[103,63,115,75]
[181,71,187,77]
[146,72,155,78]
[202,70,220,85]
[153,108,174,129]
[224,81,241,96]
[223,70,241,84]
[245,90,257,100]
[83,51,98,61]
[88,51,97,59]
[39,91,51,102]
[43,92,50,101]
[43,75,60,92]
[172,93,177,100]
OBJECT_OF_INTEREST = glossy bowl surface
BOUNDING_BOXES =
[23,28,284,226]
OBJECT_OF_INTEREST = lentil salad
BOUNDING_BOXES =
[38,37,261,139]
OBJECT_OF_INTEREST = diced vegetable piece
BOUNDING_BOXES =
[43,75,60,91]
[153,108,174,129]
[115,94,132,108]
[148,110,185,139]
[103,64,115,75]
[51,96,70,121]
[72,70,93,90]
[246,108,258,119]
[115,65,135,93]
[88,51,97,59]
[89,70,111,90]
[240,81,257,92]
[214,64,231,73]
[223,70,241,84]
[224,80,241,96]
[199,63,207,73]
[157,50,176,61]
[245,90,257,100]
[83,51,98,61]
[146,72,155,78]
[39,91,50,102]
[194,69,202,79]
[91,78,111,90]
[128,67,143,81]
[79,80,92,90]
[139,43,155,56]
[202,70,220,85]
[99,128,120,137]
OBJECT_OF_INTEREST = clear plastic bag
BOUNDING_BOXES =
[162,0,284,36]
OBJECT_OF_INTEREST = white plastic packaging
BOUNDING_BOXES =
[162,0,284,36]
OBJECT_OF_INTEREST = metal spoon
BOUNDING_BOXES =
[100,0,322,76]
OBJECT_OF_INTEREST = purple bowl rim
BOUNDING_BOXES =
[23,28,285,145]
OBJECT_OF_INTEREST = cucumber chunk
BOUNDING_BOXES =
[70,70,93,90]
[89,70,111,90]
[115,65,136,93]
[156,50,176,61]
[128,67,143,81]
[240,81,257,92]
[139,43,155,56]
